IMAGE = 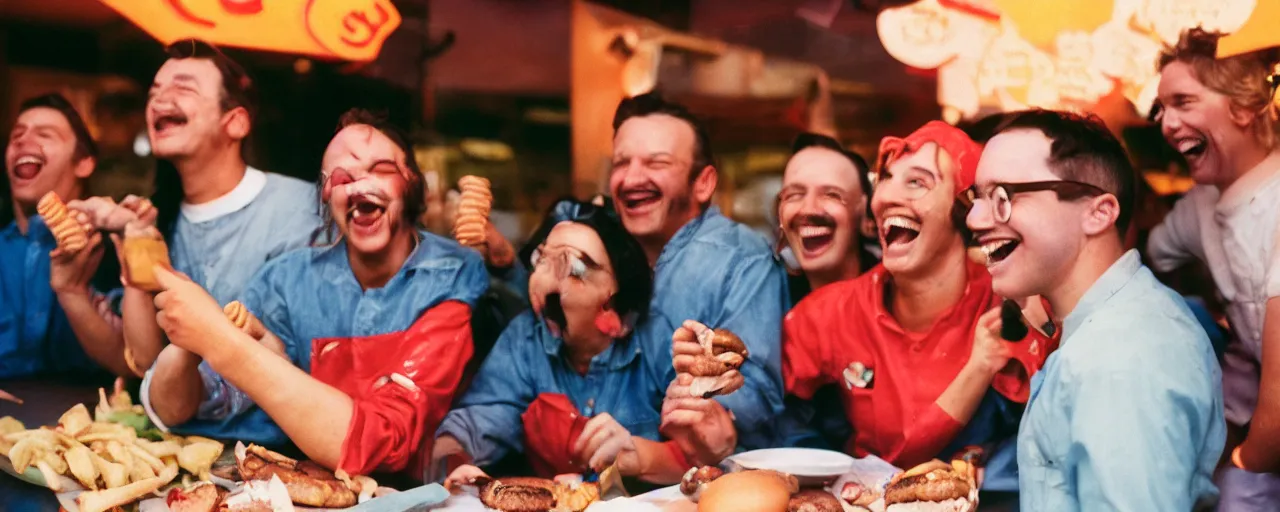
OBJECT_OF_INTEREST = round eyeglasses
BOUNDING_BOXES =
[960,180,1108,224]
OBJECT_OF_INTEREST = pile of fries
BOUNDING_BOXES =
[0,385,224,512]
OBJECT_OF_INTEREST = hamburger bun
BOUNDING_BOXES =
[697,471,792,512]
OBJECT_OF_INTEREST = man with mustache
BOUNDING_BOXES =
[1145,29,1280,508]
[126,39,321,444]
[664,122,1054,491]
[1,93,128,378]
[968,109,1223,510]
[146,110,488,475]
[596,92,788,461]
[775,132,876,302]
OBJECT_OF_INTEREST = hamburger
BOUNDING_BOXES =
[696,470,798,512]
[787,489,842,512]
[477,476,599,512]
[679,466,725,502]
[686,328,750,398]
[883,460,977,512]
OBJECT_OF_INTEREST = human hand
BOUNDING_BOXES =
[443,464,489,491]
[49,210,103,296]
[573,413,638,473]
[660,374,738,467]
[153,266,237,357]
[966,306,1014,377]
[483,221,515,269]
[671,320,746,397]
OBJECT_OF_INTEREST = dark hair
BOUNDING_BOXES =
[2,93,99,228]
[314,109,426,244]
[153,40,257,237]
[992,109,1136,235]
[519,197,653,325]
[612,91,715,180]
[164,39,257,122]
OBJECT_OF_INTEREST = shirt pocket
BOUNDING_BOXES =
[843,385,877,449]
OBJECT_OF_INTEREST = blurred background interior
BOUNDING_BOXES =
[0,0,1234,253]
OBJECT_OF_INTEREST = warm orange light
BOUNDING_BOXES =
[1218,0,1280,58]
[97,0,400,62]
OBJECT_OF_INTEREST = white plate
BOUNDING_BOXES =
[725,448,856,479]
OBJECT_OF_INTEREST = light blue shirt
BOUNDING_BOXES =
[1018,250,1225,511]
[637,206,788,450]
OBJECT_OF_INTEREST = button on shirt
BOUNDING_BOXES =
[1018,250,1224,511]
[0,217,107,378]
[1147,158,1280,427]
[438,311,665,467]
[636,206,788,450]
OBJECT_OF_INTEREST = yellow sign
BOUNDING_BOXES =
[1218,0,1280,57]
[97,0,400,62]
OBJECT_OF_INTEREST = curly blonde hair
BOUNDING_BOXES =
[1159,28,1280,150]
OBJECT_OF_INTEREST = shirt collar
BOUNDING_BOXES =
[1062,249,1142,338]
[314,230,440,284]
[180,167,267,223]
[656,206,719,267]
[536,320,642,370]
[2,216,53,246]
[1217,152,1280,213]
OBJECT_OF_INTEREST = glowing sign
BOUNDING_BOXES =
[97,0,400,62]
[877,0,1265,120]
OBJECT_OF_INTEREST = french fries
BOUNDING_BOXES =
[1,385,226,509]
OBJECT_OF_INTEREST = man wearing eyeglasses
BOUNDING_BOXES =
[967,109,1224,511]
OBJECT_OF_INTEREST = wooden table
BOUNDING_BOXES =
[0,379,104,512]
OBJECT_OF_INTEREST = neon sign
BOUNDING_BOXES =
[98,0,400,62]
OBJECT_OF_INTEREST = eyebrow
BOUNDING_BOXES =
[908,165,940,179]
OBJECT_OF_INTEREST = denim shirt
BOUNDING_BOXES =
[141,172,320,443]
[438,311,665,466]
[637,206,788,450]
[167,232,488,446]
[0,218,110,378]
[1018,250,1224,511]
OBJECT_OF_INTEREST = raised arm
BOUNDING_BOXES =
[49,213,130,376]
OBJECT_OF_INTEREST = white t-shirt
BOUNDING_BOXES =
[1147,153,1280,426]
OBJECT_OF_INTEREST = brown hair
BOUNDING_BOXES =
[164,39,257,121]
[1159,28,1280,150]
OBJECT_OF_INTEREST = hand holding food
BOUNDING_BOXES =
[37,192,89,253]
[661,374,739,467]
[66,195,152,232]
[122,221,173,292]
[672,320,749,398]
[224,301,267,340]
[571,413,636,472]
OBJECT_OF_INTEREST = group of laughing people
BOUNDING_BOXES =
[5,28,1280,511]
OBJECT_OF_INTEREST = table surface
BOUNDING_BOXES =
[1,379,104,512]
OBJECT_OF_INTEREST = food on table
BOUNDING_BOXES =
[0,383,223,509]
[235,443,373,508]
[220,475,296,511]
[787,489,843,512]
[679,466,725,502]
[475,475,600,512]
[839,480,882,511]
[122,222,173,292]
[695,470,795,512]
[453,175,492,249]
[37,192,89,253]
[882,459,977,511]
[166,481,226,512]
[683,327,750,398]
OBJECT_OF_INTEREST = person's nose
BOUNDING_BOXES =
[1161,108,1183,138]
[966,196,995,233]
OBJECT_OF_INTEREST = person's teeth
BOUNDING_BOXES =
[1176,139,1202,153]
[15,156,41,166]
[882,216,921,232]
[799,226,832,238]
[981,240,1013,256]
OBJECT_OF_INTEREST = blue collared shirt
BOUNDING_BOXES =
[165,231,488,446]
[1018,250,1224,511]
[0,217,111,379]
[636,206,788,450]
[438,311,665,466]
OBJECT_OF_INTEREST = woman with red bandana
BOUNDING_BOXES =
[663,122,1056,489]
[145,109,488,476]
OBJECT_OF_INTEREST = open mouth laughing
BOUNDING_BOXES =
[790,215,837,257]
[617,187,661,216]
[9,153,45,180]
[543,292,567,337]
[151,110,189,138]
[978,237,1020,267]
[346,193,388,233]
[881,215,921,248]
[1173,135,1207,165]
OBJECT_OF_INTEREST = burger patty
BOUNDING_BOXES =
[237,447,357,508]
[479,477,559,512]
[788,489,843,512]
[884,472,972,504]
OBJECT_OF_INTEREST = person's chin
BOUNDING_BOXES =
[621,214,664,238]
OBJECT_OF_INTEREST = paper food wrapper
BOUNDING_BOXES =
[123,236,172,292]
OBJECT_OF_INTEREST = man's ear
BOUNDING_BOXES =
[1081,194,1121,236]
[692,165,717,205]
[223,106,251,141]
[73,156,96,179]
[1229,103,1260,131]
